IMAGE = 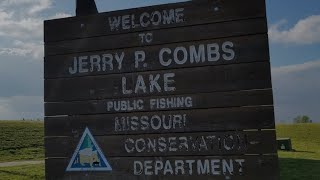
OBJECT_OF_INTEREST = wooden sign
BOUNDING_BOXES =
[44,0,279,179]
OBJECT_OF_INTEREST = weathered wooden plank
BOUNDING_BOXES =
[44,0,266,42]
[45,18,267,56]
[45,106,275,136]
[45,155,279,180]
[44,1,279,179]
[45,89,273,116]
[45,62,272,102]
[45,131,276,158]
[45,34,269,79]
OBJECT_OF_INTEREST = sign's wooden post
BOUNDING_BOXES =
[76,0,98,16]
[44,0,279,179]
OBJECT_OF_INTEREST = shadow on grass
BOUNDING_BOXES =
[293,150,316,154]
[0,169,42,179]
[280,158,320,180]
[279,149,316,153]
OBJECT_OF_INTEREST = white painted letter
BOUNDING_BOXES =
[144,160,153,175]
[135,51,146,68]
[164,160,174,175]
[108,16,121,31]
[79,56,89,73]
[140,12,150,27]
[162,10,175,24]
[155,161,164,175]
[235,159,245,174]
[185,160,195,175]
[190,45,205,63]
[122,77,132,95]
[211,159,221,175]
[207,43,220,62]
[135,138,146,153]
[175,160,185,175]
[149,74,161,93]
[90,55,101,72]
[222,41,235,61]
[222,159,234,175]
[69,57,78,74]
[135,75,147,94]
[124,138,135,153]
[175,8,185,23]
[159,48,172,66]
[197,160,210,174]
[151,11,162,26]
[174,47,188,65]
[122,15,131,30]
[102,54,113,71]
[134,161,143,175]
[115,52,124,70]
[164,73,176,92]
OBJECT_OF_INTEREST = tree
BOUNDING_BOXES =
[293,115,312,123]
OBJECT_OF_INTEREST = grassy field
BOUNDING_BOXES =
[0,121,319,179]
[0,164,44,180]
[0,120,44,162]
[277,123,320,180]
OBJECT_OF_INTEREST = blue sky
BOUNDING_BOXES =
[0,0,319,122]
[267,0,320,67]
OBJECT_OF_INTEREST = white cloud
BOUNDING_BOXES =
[50,13,72,20]
[269,15,320,45]
[28,0,52,15]
[272,60,320,122]
[0,10,13,20]
[0,8,71,40]
[0,47,30,57]
[0,40,43,59]
[0,1,71,61]
[0,0,52,15]
[0,11,43,40]
[272,60,320,76]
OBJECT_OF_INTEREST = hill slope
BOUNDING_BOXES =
[0,121,319,179]
[277,123,320,180]
[0,121,44,162]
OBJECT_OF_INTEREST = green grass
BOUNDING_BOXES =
[277,123,320,180]
[0,164,44,180]
[0,120,44,162]
[0,121,319,179]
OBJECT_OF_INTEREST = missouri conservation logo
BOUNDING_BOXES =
[66,127,112,172]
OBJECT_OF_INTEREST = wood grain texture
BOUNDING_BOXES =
[45,155,279,180]
[44,0,278,179]
[45,34,269,79]
[44,0,266,42]
[45,131,276,158]
[45,18,267,56]
[45,89,273,116]
[45,106,275,136]
[45,62,272,102]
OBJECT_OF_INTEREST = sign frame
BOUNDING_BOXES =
[44,0,279,179]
